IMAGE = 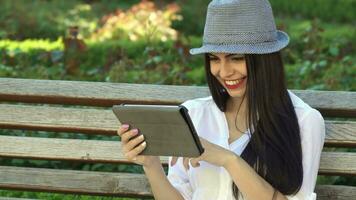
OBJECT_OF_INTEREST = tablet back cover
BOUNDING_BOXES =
[112,104,204,157]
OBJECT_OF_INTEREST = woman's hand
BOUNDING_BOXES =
[117,124,161,168]
[170,137,236,170]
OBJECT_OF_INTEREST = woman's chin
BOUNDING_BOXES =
[226,88,246,98]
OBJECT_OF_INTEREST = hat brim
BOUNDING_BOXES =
[189,31,289,55]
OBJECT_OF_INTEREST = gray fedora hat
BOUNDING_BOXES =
[190,0,289,55]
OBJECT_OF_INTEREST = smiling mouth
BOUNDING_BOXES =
[223,77,246,89]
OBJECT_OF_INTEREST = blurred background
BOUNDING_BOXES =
[0,0,355,199]
[0,0,355,90]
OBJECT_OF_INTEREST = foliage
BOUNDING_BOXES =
[0,0,94,39]
[1,17,354,90]
[0,0,140,40]
[172,0,209,36]
[172,0,356,36]
[1,0,354,39]
[281,18,356,91]
[270,0,356,24]
[91,0,182,43]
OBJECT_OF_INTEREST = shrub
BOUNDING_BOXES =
[90,0,182,43]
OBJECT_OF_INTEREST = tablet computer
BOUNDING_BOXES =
[112,104,204,157]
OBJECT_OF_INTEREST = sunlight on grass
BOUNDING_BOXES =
[0,38,63,52]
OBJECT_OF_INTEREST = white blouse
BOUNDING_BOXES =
[167,90,325,200]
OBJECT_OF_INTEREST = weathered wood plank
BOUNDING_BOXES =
[0,166,354,199]
[0,135,356,175]
[0,77,206,106]
[0,104,116,135]
[0,104,355,147]
[0,166,152,198]
[324,120,356,147]
[318,152,356,176]
[315,185,356,200]
[0,135,167,165]
[0,78,354,117]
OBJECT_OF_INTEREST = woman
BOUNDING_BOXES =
[117,0,325,199]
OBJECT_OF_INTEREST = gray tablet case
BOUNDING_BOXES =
[112,104,204,157]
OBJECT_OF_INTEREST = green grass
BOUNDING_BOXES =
[0,189,151,200]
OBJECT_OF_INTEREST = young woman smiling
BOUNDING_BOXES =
[117,0,325,199]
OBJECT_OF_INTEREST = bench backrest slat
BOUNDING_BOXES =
[1,135,356,176]
[0,78,355,117]
[0,104,355,147]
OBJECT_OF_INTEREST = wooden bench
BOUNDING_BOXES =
[0,77,355,200]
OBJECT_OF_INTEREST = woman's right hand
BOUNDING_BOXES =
[117,124,161,168]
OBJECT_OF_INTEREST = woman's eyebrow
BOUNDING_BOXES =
[207,53,217,57]
[207,53,243,58]
[226,54,244,58]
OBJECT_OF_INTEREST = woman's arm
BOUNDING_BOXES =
[188,137,288,200]
[143,162,186,200]
[117,125,186,200]
[224,154,287,200]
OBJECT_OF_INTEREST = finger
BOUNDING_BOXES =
[170,157,178,167]
[124,141,147,161]
[121,128,139,144]
[123,134,145,153]
[190,158,200,168]
[183,157,190,171]
[117,124,130,136]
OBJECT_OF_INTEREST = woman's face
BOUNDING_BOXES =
[209,53,247,98]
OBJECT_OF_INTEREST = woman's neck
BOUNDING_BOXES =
[225,96,249,135]
[226,96,247,115]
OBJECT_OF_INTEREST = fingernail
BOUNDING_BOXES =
[132,129,138,134]
[121,124,129,129]
[139,135,144,139]
[141,141,146,146]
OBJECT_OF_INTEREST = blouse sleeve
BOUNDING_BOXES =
[167,156,193,200]
[286,108,326,200]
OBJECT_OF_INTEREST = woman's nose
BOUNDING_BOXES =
[219,62,234,78]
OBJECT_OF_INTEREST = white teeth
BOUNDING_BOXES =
[225,79,240,85]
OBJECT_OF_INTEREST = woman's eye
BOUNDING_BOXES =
[209,57,219,61]
[232,57,244,61]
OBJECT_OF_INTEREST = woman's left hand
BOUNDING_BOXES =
[170,137,236,170]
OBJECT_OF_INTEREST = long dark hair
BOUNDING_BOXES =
[204,52,303,198]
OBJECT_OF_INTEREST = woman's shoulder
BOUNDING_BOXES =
[289,91,325,157]
[180,96,214,110]
[288,90,323,123]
